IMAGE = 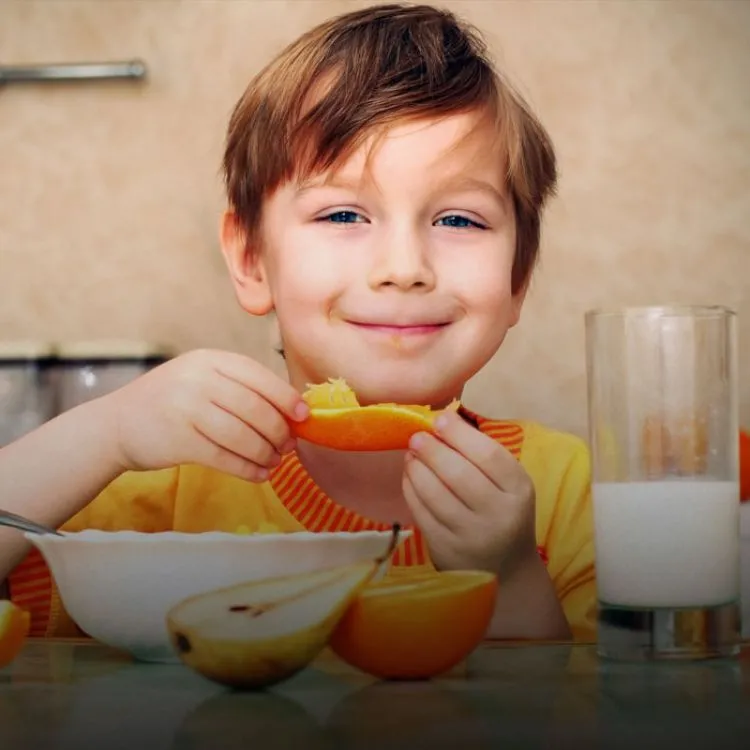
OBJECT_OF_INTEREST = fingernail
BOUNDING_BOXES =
[409,433,424,451]
[294,402,310,421]
[434,414,450,432]
[281,438,297,454]
[256,468,269,481]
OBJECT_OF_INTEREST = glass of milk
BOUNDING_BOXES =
[585,305,740,660]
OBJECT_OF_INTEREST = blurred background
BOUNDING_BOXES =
[0,0,748,442]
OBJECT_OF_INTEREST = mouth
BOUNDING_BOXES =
[347,322,450,336]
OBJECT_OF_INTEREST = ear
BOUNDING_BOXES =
[218,210,274,316]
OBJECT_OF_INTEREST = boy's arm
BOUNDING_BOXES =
[486,547,573,640]
[0,396,127,583]
[402,414,596,642]
[486,428,596,641]
[0,348,305,586]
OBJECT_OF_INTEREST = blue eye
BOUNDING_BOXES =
[436,215,486,230]
[319,211,364,224]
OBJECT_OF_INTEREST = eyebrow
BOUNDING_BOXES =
[433,177,507,206]
[293,174,508,210]
[294,175,363,197]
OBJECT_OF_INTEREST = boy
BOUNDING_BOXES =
[0,3,596,642]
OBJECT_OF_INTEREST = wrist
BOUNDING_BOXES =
[496,536,541,581]
[67,395,131,477]
[487,550,571,641]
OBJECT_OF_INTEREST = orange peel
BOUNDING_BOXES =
[329,570,498,680]
[291,378,459,451]
[0,600,30,669]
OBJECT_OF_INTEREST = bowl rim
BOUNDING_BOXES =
[24,528,413,545]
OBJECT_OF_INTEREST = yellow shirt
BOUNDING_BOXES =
[9,414,597,642]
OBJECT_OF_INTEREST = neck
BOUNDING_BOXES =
[294,441,416,526]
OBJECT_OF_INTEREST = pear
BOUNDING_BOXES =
[166,525,401,690]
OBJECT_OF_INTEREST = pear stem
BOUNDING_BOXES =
[376,523,401,565]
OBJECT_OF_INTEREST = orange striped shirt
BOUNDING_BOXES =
[8,412,595,640]
[265,413,528,569]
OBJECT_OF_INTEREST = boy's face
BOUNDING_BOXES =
[223,111,527,407]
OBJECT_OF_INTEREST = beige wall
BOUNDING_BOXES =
[1,0,748,438]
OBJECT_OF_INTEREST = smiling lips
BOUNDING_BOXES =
[349,322,449,335]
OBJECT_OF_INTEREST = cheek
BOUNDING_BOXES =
[449,255,516,316]
[275,269,346,317]
[439,225,516,300]
[267,232,347,309]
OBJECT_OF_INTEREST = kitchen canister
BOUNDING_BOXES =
[55,340,170,412]
[0,341,57,446]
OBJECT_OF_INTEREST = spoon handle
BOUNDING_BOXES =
[0,510,62,536]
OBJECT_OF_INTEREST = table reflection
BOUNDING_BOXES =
[1,640,749,750]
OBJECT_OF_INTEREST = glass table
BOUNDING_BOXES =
[2,638,750,749]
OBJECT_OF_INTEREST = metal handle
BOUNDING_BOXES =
[0,59,146,84]
[0,509,62,536]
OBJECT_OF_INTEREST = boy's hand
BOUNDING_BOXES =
[105,349,309,482]
[402,409,538,578]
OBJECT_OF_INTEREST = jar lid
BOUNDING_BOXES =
[0,340,56,361]
[55,340,171,361]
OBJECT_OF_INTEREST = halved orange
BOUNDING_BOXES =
[291,378,459,451]
[329,570,498,680]
[0,600,30,669]
[740,430,750,502]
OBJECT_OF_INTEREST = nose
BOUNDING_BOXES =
[367,224,436,292]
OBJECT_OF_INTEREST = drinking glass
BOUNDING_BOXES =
[585,305,741,660]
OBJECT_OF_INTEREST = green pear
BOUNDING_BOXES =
[166,525,400,690]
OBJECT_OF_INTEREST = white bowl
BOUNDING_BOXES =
[26,528,410,663]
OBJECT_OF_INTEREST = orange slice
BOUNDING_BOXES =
[329,570,497,680]
[0,600,30,669]
[291,378,459,451]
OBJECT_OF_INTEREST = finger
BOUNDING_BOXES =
[201,349,309,422]
[402,470,455,549]
[409,430,500,514]
[403,453,470,532]
[210,371,296,453]
[193,402,280,469]
[429,409,528,495]
[191,432,269,482]
[189,425,272,483]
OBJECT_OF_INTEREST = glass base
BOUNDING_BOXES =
[597,601,741,661]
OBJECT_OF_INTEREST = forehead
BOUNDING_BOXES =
[296,111,506,194]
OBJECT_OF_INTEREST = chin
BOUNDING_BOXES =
[337,371,464,408]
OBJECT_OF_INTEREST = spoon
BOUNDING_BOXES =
[0,510,63,536]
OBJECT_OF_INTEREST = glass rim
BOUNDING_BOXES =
[585,304,736,320]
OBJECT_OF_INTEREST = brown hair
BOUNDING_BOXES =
[223,3,557,292]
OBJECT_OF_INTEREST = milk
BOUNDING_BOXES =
[593,480,740,608]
